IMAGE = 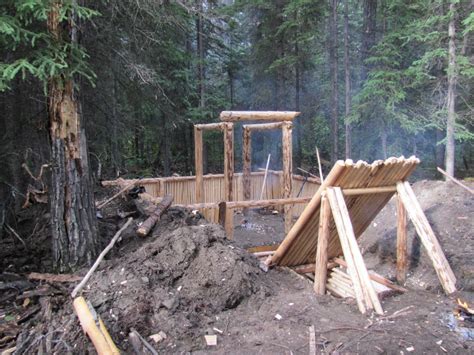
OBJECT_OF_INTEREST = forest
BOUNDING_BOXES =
[1,0,473,268]
[1,1,474,353]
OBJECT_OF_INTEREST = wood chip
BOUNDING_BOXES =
[205,334,217,346]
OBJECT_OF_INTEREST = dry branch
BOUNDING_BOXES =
[71,218,133,298]
[27,272,82,283]
[97,181,137,209]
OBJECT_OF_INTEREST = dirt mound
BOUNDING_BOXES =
[10,208,271,353]
[361,179,474,292]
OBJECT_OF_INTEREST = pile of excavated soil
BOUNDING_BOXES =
[12,208,271,353]
[361,179,474,292]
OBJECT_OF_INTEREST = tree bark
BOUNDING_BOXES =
[445,1,457,177]
[329,0,339,163]
[343,0,351,159]
[48,1,98,272]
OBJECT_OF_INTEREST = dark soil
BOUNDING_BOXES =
[1,179,474,354]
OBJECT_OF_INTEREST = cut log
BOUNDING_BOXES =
[73,297,120,355]
[136,195,173,237]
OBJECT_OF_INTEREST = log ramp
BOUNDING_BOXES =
[266,156,457,315]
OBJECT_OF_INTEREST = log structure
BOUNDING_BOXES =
[267,156,457,315]
[220,111,300,122]
[241,120,295,232]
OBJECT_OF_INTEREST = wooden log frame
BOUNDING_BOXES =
[220,111,300,122]
[396,181,457,294]
[194,122,234,203]
[241,121,294,232]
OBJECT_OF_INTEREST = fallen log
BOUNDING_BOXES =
[136,195,173,237]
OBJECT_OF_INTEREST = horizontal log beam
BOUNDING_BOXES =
[172,202,220,209]
[242,122,285,131]
[220,111,300,122]
[341,186,397,195]
[226,196,312,209]
[194,123,226,131]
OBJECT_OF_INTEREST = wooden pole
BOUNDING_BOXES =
[242,127,251,215]
[341,186,397,195]
[220,111,300,122]
[396,193,408,285]
[396,181,457,294]
[314,196,331,295]
[226,196,312,209]
[219,201,234,239]
[194,126,203,203]
[437,167,474,194]
[282,122,293,233]
[259,154,271,200]
[316,147,324,183]
[223,122,234,202]
[194,122,225,131]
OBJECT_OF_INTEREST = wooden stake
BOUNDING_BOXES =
[219,202,234,239]
[396,181,457,294]
[97,180,137,209]
[314,196,331,295]
[396,193,408,285]
[223,122,234,202]
[282,122,293,233]
[194,126,203,203]
[242,127,251,215]
[260,154,271,200]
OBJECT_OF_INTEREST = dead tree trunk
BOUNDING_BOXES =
[48,2,98,272]
[445,1,457,177]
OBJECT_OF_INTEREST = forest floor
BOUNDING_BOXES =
[0,180,473,354]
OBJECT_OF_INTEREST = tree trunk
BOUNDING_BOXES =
[344,0,351,159]
[48,1,98,272]
[329,0,339,163]
[196,0,205,108]
[445,1,457,177]
[361,0,377,82]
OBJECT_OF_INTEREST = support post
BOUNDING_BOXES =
[218,201,233,239]
[396,181,457,294]
[223,122,234,202]
[396,193,408,285]
[242,126,251,215]
[282,121,293,233]
[314,195,331,295]
[194,126,203,203]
